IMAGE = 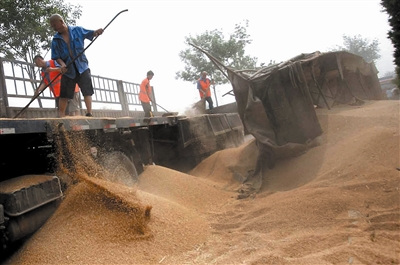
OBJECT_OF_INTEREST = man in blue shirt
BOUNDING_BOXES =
[49,14,103,117]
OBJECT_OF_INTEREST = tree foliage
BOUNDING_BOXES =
[331,34,381,63]
[0,0,81,63]
[381,0,400,80]
[176,20,258,85]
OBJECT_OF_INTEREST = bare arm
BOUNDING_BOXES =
[45,67,62,73]
[35,82,46,96]
[56,59,67,74]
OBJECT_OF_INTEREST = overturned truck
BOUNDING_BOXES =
[197,47,383,198]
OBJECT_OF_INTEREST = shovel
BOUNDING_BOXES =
[192,97,206,114]
[13,9,128,118]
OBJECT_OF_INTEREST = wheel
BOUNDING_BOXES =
[98,151,138,186]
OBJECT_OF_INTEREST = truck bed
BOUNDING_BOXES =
[0,115,182,135]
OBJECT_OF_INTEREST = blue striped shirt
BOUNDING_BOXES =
[51,25,95,79]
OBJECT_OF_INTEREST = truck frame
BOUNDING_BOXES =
[0,57,244,253]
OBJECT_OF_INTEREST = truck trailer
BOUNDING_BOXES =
[0,57,244,253]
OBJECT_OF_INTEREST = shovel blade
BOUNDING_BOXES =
[192,98,206,114]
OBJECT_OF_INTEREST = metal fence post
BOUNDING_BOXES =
[0,58,10,118]
[117,80,129,116]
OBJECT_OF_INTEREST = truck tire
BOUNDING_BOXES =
[98,151,138,186]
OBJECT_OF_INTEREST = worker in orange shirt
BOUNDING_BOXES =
[139,70,154,117]
[34,55,80,116]
[197,71,213,110]
[34,55,62,105]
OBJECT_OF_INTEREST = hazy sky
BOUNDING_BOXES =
[62,0,394,114]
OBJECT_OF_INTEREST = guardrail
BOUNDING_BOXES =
[0,57,159,118]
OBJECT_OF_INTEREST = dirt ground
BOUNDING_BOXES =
[3,100,400,265]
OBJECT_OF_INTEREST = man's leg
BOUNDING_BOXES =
[78,69,94,116]
[59,75,76,117]
[65,100,70,116]
[142,102,151,117]
[58,98,69,117]
[206,97,214,110]
[84,95,92,115]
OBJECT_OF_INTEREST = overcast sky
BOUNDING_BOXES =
[62,0,395,114]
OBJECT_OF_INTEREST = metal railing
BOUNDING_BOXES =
[0,57,158,118]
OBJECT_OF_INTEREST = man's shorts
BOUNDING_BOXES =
[60,69,94,99]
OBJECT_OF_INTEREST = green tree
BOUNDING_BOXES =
[381,0,400,85]
[176,20,259,85]
[331,34,381,63]
[0,0,81,63]
[0,0,81,96]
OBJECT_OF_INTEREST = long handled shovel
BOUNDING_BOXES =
[192,97,206,114]
[14,9,128,119]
